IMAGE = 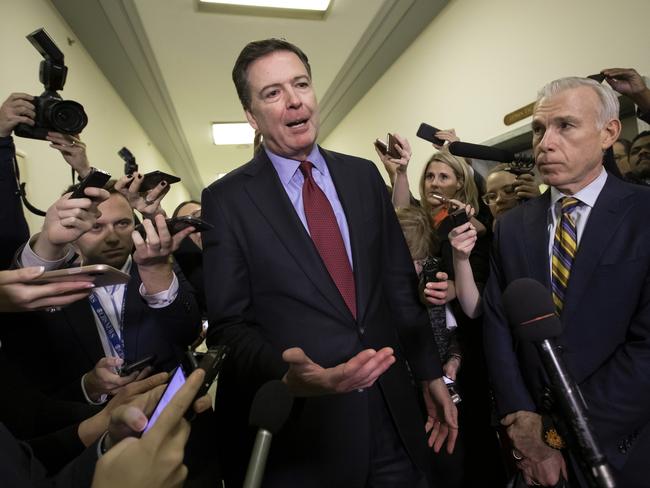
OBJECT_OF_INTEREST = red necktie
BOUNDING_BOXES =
[299,161,357,318]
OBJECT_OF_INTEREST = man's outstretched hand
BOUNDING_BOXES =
[282,347,395,397]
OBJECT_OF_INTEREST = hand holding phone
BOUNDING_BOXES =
[30,264,130,288]
[143,346,227,432]
[134,215,213,239]
[69,167,111,199]
[139,171,181,193]
[416,123,445,147]
[120,354,157,377]
[374,133,403,159]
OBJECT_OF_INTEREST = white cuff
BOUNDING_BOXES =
[21,234,75,271]
[139,272,179,308]
[81,373,108,405]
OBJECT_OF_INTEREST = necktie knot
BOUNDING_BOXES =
[560,196,581,215]
[299,160,314,180]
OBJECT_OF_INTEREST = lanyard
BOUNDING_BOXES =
[88,285,127,359]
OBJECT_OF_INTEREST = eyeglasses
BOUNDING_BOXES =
[482,184,517,205]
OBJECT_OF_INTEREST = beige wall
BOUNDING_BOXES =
[323,0,650,198]
[1,0,190,233]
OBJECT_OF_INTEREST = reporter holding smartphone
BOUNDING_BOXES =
[385,143,507,485]
[4,181,201,406]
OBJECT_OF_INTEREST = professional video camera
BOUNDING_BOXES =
[14,28,88,140]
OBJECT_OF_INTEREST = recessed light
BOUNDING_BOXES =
[199,0,331,11]
[212,122,255,145]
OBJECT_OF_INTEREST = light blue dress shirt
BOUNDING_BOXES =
[265,145,353,268]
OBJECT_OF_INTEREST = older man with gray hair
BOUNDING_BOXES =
[483,77,650,487]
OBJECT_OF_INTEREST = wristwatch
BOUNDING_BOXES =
[542,414,565,450]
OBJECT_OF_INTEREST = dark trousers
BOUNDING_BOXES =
[366,386,428,488]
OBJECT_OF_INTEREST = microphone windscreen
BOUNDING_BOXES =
[249,380,294,434]
[502,278,563,342]
[448,141,515,163]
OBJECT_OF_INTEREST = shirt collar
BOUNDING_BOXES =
[549,166,608,210]
[265,145,326,184]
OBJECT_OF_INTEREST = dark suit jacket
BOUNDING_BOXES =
[483,174,650,485]
[1,261,201,402]
[0,423,97,488]
[202,147,441,487]
[0,136,30,270]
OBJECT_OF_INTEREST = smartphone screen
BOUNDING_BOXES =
[143,366,186,433]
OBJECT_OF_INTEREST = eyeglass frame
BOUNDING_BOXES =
[482,184,518,205]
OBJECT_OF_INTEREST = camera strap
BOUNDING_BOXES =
[88,288,127,360]
[12,153,46,217]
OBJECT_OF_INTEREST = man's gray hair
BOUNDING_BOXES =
[536,77,620,128]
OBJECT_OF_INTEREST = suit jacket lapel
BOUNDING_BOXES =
[243,150,354,324]
[62,299,105,364]
[522,192,552,287]
[562,176,633,320]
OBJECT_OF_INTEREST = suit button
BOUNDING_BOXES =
[618,442,627,454]
[359,326,365,335]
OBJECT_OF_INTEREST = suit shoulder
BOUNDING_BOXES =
[321,148,376,170]
[203,158,256,195]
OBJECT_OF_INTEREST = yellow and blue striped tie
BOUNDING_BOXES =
[551,197,581,314]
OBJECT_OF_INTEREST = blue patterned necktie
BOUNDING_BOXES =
[551,197,581,314]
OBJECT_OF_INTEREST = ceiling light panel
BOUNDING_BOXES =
[199,0,331,11]
[212,122,255,145]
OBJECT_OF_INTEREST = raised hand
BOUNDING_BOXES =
[0,93,35,137]
[114,172,169,218]
[46,132,92,178]
[33,187,110,261]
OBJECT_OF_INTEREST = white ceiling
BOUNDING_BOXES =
[52,0,448,197]
[133,0,384,186]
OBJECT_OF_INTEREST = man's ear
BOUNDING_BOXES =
[601,118,621,150]
[245,110,259,131]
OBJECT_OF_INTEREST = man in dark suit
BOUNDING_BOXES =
[3,184,201,403]
[483,77,650,487]
[202,39,457,487]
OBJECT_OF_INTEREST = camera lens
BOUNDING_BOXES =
[47,100,88,134]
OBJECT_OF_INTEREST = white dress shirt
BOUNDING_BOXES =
[546,167,608,279]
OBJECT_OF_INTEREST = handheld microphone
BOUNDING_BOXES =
[502,278,615,488]
[243,380,294,488]
[448,141,535,174]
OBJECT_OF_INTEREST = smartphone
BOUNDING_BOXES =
[139,171,181,193]
[119,354,156,377]
[386,133,402,158]
[448,207,469,228]
[31,264,130,288]
[416,123,445,147]
[167,216,214,234]
[69,168,111,199]
[143,346,228,432]
[135,216,214,238]
[374,138,388,155]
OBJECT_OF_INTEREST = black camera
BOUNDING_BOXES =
[422,256,444,285]
[14,28,88,140]
[118,147,138,175]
